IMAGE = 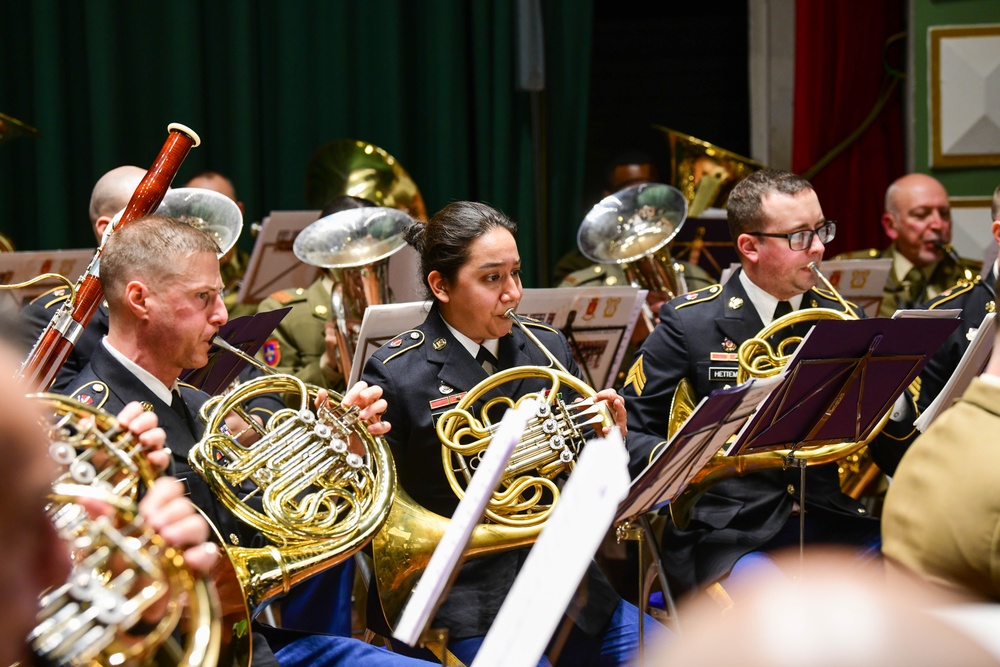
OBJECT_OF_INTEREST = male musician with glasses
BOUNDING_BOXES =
[61,214,434,667]
[621,169,912,604]
[835,172,980,316]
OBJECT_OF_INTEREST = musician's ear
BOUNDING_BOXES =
[737,233,760,263]
[428,270,449,302]
[123,280,151,318]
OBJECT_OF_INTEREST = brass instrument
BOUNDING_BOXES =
[0,230,13,252]
[372,310,613,626]
[578,182,691,333]
[189,359,396,616]
[304,139,427,220]
[106,186,244,258]
[29,394,223,667]
[293,206,414,382]
[665,263,892,527]
[653,125,765,218]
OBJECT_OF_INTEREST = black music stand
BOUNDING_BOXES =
[616,315,960,628]
[179,308,290,395]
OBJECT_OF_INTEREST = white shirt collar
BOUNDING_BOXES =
[738,270,804,326]
[442,320,499,360]
[101,337,175,404]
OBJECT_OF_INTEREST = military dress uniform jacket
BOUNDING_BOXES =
[835,245,981,317]
[256,278,344,390]
[882,377,1000,600]
[620,269,878,595]
[361,304,620,640]
[917,267,996,413]
[18,286,109,394]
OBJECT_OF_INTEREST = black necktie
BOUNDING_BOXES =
[170,388,194,433]
[773,300,793,321]
[476,346,499,375]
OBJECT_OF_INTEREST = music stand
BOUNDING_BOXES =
[179,308,291,395]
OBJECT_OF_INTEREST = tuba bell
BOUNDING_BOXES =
[293,206,415,382]
[665,263,891,527]
[28,393,226,667]
[653,125,765,219]
[578,182,691,298]
[371,310,613,629]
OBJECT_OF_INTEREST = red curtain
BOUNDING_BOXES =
[792,0,906,257]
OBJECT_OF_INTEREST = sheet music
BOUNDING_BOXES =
[392,400,534,647]
[473,429,630,667]
[915,312,996,432]
[237,210,323,304]
[347,301,432,387]
[818,258,892,318]
[892,308,961,319]
[0,248,95,300]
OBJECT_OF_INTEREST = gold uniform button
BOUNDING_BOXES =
[787,484,795,495]
[314,305,328,316]
[857,507,866,514]
[229,533,240,546]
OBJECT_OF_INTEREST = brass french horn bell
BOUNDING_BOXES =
[653,125,764,218]
[105,187,244,258]
[577,182,690,299]
[304,139,427,220]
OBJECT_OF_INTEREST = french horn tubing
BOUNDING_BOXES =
[371,310,613,627]
[665,263,891,528]
[28,393,224,667]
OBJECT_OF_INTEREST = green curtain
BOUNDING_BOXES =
[0,0,593,287]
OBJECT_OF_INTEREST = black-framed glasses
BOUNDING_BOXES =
[747,220,836,251]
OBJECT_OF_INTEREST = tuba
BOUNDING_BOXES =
[665,263,891,527]
[28,393,225,667]
[371,310,613,629]
[293,206,414,382]
[653,125,765,219]
[577,182,691,333]
[190,337,396,617]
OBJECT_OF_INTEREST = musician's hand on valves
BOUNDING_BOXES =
[316,382,391,436]
[115,400,170,473]
[593,388,628,439]
[139,477,219,575]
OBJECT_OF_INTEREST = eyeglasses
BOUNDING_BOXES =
[747,220,836,251]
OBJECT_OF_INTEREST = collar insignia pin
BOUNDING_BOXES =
[987,301,996,314]
[728,297,743,310]
[433,338,446,350]
[141,401,154,412]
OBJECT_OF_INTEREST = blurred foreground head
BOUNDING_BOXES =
[649,547,1000,667]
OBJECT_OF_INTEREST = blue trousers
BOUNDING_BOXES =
[279,560,356,636]
[272,633,435,667]
[446,599,668,666]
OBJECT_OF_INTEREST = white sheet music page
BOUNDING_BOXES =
[915,311,996,431]
[392,399,535,648]
[472,429,631,667]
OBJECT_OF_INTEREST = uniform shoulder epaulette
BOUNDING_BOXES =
[928,281,975,308]
[265,287,307,305]
[176,381,198,392]
[810,287,860,311]
[29,285,72,309]
[674,284,723,310]
[378,330,424,363]
[69,380,110,410]
[519,315,560,336]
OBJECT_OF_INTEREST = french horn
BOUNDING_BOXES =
[28,393,224,667]
[371,310,613,628]
[665,263,891,527]
[190,338,396,617]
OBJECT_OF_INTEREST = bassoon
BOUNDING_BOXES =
[17,123,201,391]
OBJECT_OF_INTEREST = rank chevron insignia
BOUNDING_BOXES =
[625,356,646,395]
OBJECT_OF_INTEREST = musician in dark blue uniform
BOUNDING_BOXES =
[622,169,910,600]
[361,201,658,666]
[916,189,1000,413]
[64,214,432,667]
